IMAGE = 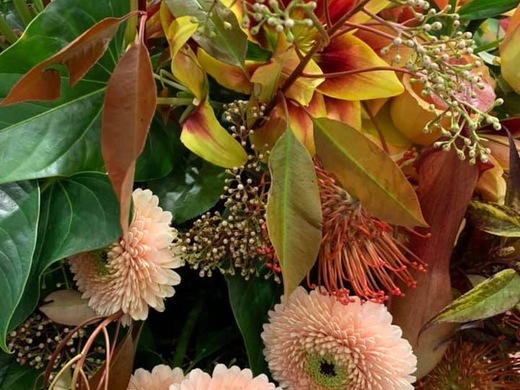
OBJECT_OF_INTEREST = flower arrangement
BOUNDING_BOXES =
[0,0,519,389]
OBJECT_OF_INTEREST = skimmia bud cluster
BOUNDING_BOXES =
[379,0,504,164]
[240,0,317,42]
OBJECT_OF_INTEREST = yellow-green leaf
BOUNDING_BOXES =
[266,130,322,296]
[313,117,427,227]
[466,200,520,237]
[424,269,520,329]
[180,101,247,168]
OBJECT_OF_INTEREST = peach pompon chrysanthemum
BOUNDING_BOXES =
[262,287,417,390]
[69,188,182,324]
[128,364,184,390]
[169,364,281,390]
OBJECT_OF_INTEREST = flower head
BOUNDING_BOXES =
[313,163,425,303]
[262,287,417,390]
[170,364,281,390]
[69,188,182,323]
[128,365,184,390]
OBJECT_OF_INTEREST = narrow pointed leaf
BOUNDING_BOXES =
[266,130,322,296]
[458,0,519,20]
[313,117,427,227]
[0,181,39,351]
[466,200,520,237]
[102,41,156,233]
[180,101,248,168]
[1,13,136,106]
[424,269,520,328]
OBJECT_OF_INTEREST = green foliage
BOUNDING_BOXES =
[458,0,520,20]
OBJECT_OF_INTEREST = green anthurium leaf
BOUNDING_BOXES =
[0,0,130,184]
[135,117,180,181]
[7,173,121,336]
[458,0,519,20]
[226,273,281,376]
[313,117,428,228]
[423,269,520,330]
[165,0,247,70]
[266,129,322,296]
[0,356,41,390]
[0,181,39,352]
[148,155,226,224]
[466,200,520,237]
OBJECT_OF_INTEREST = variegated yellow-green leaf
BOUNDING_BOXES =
[313,117,427,228]
[180,101,247,168]
[423,269,520,330]
[266,130,322,296]
[466,200,520,237]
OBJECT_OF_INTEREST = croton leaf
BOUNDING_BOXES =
[266,129,322,296]
[1,13,137,106]
[102,39,156,233]
[0,182,39,352]
[423,269,520,329]
[313,117,427,227]
[180,101,248,168]
[466,200,520,237]
[165,0,247,70]
[0,0,130,184]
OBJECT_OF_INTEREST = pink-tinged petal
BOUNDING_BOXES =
[316,33,403,100]
[501,7,520,93]
[198,49,260,94]
[315,0,356,24]
[251,46,324,105]
[389,147,481,379]
[181,101,248,168]
[324,97,361,130]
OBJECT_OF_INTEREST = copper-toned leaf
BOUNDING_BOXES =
[423,269,520,329]
[1,13,137,106]
[266,129,322,296]
[39,290,97,326]
[102,41,156,234]
[313,117,427,227]
[466,200,520,237]
[389,148,480,379]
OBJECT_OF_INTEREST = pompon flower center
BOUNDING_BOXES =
[307,354,350,389]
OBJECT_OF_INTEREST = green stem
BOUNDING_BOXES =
[33,0,45,13]
[13,0,34,26]
[0,13,19,44]
[171,295,205,368]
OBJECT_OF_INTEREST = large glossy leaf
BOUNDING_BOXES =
[148,155,226,224]
[102,40,156,233]
[0,358,41,390]
[466,200,520,237]
[165,0,247,70]
[7,173,121,336]
[0,0,130,184]
[226,274,281,376]
[313,117,427,228]
[423,269,520,328]
[459,0,520,20]
[266,130,322,296]
[0,182,39,352]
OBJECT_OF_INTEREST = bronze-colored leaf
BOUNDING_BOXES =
[39,290,97,326]
[1,13,137,106]
[102,40,157,234]
[313,117,427,227]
